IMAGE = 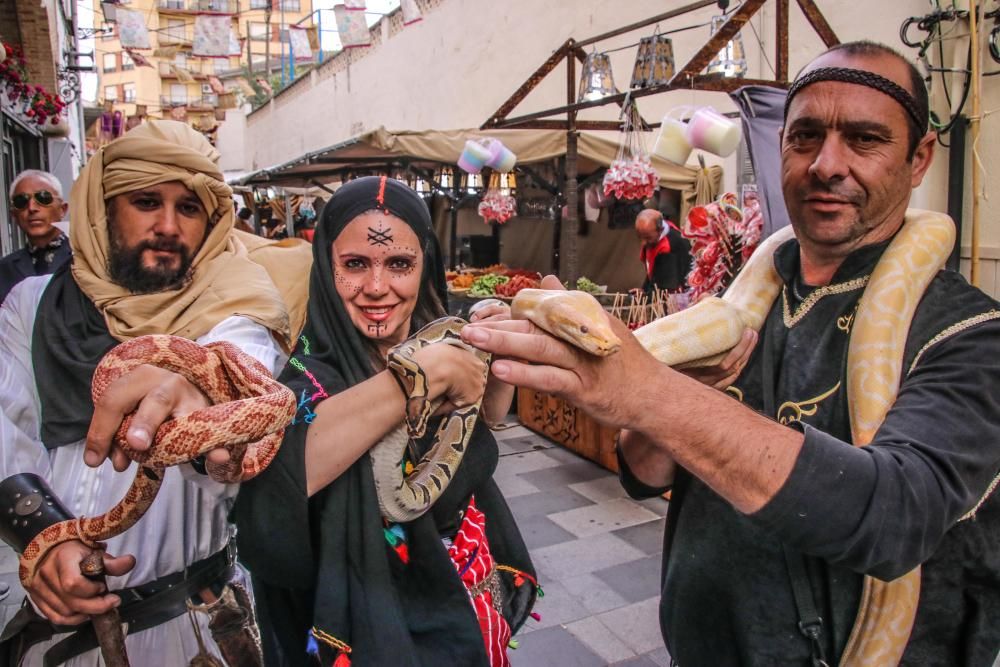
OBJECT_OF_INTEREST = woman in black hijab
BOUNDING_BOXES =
[234,176,537,667]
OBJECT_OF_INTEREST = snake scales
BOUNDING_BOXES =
[19,335,297,590]
[373,208,954,667]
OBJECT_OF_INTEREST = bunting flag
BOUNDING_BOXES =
[334,4,371,48]
[305,26,320,50]
[236,77,257,97]
[125,49,153,68]
[400,0,422,25]
[288,26,313,61]
[208,75,226,94]
[228,26,242,56]
[193,15,233,57]
[117,9,151,49]
[153,45,181,58]
[172,65,196,83]
[344,0,366,9]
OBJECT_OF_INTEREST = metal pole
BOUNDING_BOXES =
[317,8,323,63]
[279,0,286,87]
[265,1,272,76]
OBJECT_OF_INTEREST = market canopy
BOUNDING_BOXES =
[230,127,721,212]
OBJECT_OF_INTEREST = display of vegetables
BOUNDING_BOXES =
[562,276,604,294]
[468,274,509,297]
[494,273,541,298]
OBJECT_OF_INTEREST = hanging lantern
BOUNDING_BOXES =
[630,33,675,89]
[705,15,747,78]
[577,51,616,103]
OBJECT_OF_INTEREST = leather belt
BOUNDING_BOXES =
[0,542,234,666]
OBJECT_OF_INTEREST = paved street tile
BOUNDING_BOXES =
[611,656,662,667]
[540,443,594,464]
[593,553,662,604]
[531,532,646,582]
[518,578,591,630]
[521,459,616,489]
[612,517,666,555]
[645,647,674,666]
[515,513,578,550]
[570,475,629,502]
[509,625,607,667]
[496,450,564,476]
[494,471,541,499]
[637,496,670,517]
[506,485,595,522]
[559,572,630,615]
[566,615,636,664]
[497,434,552,455]
[548,498,660,539]
[491,424,535,441]
[596,597,665,655]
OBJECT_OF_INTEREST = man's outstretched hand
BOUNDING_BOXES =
[85,364,227,471]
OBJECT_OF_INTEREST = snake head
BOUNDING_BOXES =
[514,289,621,357]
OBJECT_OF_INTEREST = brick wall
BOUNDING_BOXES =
[12,0,58,91]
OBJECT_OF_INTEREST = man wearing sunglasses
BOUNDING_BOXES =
[0,170,70,305]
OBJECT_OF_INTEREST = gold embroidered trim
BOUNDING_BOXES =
[837,305,858,333]
[776,382,842,425]
[907,310,1000,375]
[961,472,1000,521]
[782,276,870,327]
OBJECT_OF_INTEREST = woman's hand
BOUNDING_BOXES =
[411,342,489,415]
[468,299,516,424]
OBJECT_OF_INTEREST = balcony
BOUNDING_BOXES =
[158,61,215,79]
[160,95,219,110]
[157,0,237,13]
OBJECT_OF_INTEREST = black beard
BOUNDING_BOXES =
[107,231,194,294]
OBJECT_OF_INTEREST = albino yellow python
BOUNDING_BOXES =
[510,208,956,667]
[19,335,297,589]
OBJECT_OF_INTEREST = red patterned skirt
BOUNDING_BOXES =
[447,498,511,667]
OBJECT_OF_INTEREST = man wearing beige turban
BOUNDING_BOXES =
[0,120,310,666]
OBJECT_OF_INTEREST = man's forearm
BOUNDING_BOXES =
[630,365,803,514]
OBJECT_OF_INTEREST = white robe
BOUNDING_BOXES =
[0,275,285,666]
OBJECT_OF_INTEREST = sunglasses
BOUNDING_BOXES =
[10,190,57,210]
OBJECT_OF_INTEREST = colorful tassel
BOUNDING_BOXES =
[508,639,519,650]
[333,653,351,667]
[530,612,541,621]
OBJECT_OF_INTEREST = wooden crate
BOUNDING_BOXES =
[516,387,620,473]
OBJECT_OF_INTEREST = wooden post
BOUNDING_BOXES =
[564,40,580,285]
[969,0,981,286]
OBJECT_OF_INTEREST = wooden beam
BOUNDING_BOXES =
[670,0,768,87]
[482,40,571,128]
[499,120,625,131]
[487,77,787,129]
[776,0,789,82]
[574,0,718,49]
[796,0,840,48]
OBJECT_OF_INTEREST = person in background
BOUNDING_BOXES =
[0,170,71,305]
[235,206,256,234]
[633,209,691,296]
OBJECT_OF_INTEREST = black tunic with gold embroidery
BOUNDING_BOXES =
[624,238,1000,666]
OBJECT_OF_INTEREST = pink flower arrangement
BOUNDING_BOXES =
[0,43,67,128]
[683,191,764,302]
[478,188,517,224]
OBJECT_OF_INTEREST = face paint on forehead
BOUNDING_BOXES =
[367,224,393,246]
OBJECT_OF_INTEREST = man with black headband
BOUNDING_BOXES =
[1,170,70,305]
[0,120,306,666]
[463,41,1000,665]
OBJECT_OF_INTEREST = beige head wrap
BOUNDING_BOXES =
[70,119,294,347]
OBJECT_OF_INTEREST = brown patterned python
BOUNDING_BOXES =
[512,208,956,667]
[18,334,297,589]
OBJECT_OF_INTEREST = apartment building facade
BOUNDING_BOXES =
[94,0,312,137]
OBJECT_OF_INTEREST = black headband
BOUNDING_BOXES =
[783,66,928,133]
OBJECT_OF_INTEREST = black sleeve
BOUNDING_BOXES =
[616,442,672,499]
[751,318,1000,581]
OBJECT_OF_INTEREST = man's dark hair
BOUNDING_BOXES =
[820,40,928,159]
[237,207,253,220]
